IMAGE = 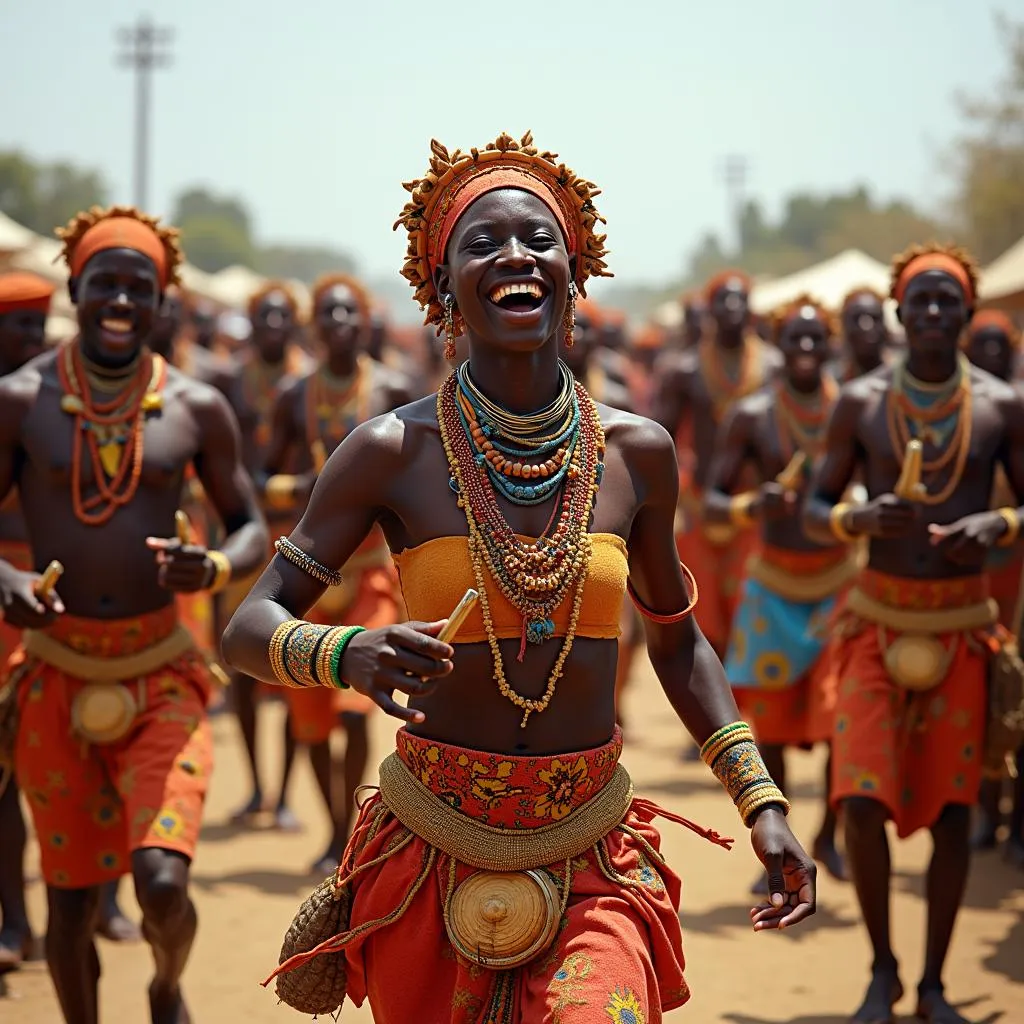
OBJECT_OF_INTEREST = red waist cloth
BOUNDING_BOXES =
[856,567,989,610]
[267,727,732,1023]
[757,542,850,574]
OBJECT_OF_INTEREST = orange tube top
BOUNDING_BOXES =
[392,534,629,643]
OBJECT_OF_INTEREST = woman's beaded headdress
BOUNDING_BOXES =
[394,131,611,332]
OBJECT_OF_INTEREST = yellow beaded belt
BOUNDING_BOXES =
[378,753,633,969]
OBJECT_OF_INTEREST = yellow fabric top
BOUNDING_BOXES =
[392,534,628,642]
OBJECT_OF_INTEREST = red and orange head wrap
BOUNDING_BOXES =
[770,294,837,342]
[394,131,610,332]
[890,242,978,307]
[705,268,752,306]
[247,281,299,323]
[310,272,372,329]
[967,309,1021,349]
[0,272,55,315]
[57,205,182,288]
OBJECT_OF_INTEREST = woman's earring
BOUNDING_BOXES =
[443,294,462,361]
[563,282,578,348]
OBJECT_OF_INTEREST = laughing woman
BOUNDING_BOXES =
[222,132,815,1023]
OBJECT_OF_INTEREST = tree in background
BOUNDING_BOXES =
[0,151,108,235]
[172,186,256,272]
[950,13,1024,263]
[258,243,355,282]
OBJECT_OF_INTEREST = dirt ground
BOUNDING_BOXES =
[4,654,1023,1023]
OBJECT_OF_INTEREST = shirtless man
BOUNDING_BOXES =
[0,271,52,969]
[962,310,1024,864]
[0,206,266,1023]
[835,288,889,383]
[704,295,850,888]
[654,270,781,659]
[217,283,312,827]
[804,244,1024,1024]
[262,273,410,871]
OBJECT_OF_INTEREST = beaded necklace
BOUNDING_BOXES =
[885,354,972,506]
[773,376,838,462]
[437,368,605,727]
[304,354,371,471]
[455,362,583,506]
[699,332,764,422]
[58,343,167,526]
[242,356,284,447]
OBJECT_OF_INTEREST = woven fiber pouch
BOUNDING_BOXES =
[275,874,351,1016]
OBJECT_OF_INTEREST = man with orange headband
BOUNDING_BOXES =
[260,272,409,873]
[835,287,889,383]
[215,281,312,829]
[804,243,1024,1024]
[0,270,52,968]
[654,271,780,662]
[0,205,267,1023]
[705,295,851,891]
[962,309,1024,865]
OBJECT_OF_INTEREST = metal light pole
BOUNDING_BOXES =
[116,16,173,210]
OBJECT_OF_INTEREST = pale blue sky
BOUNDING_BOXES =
[0,0,1014,307]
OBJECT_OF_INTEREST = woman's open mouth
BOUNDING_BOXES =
[488,280,548,315]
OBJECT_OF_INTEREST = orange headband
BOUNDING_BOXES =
[0,272,55,314]
[705,269,752,305]
[428,166,575,276]
[968,309,1019,341]
[893,254,973,305]
[70,217,169,286]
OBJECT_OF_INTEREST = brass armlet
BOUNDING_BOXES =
[265,474,297,510]
[995,507,1020,548]
[829,502,857,544]
[729,491,758,529]
[205,551,232,593]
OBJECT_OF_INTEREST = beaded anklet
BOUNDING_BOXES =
[274,537,343,587]
[700,722,790,827]
[268,619,365,689]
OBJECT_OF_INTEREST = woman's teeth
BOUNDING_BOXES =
[489,282,544,304]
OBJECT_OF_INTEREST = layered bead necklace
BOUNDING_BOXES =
[773,375,838,462]
[698,333,765,422]
[305,354,371,471]
[437,363,605,727]
[885,353,972,506]
[58,343,167,526]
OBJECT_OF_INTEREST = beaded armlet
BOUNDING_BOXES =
[700,722,790,827]
[268,619,365,689]
[274,537,343,588]
[627,563,699,624]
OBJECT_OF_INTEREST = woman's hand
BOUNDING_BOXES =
[146,536,217,592]
[340,620,454,723]
[0,562,63,628]
[748,807,817,931]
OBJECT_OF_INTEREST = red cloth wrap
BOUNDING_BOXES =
[830,570,989,838]
[267,727,735,1022]
[11,606,213,887]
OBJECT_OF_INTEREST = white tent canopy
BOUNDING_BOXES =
[0,210,36,254]
[979,235,1024,310]
[749,249,890,314]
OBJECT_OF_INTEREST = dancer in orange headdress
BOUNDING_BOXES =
[259,270,410,872]
[0,270,53,966]
[706,295,851,889]
[804,243,1024,1024]
[0,205,268,1022]
[224,131,815,1024]
[654,270,780,661]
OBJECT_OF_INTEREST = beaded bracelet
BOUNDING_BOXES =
[700,721,791,827]
[268,619,365,689]
[995,507,1021,548]
[274,536,343,587]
